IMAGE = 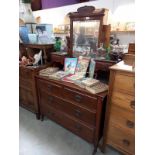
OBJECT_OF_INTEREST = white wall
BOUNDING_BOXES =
[32,0,135,45]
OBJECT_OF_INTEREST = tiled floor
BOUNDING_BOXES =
[19,107,121,155]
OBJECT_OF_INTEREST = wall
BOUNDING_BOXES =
[42,0,78,9]
[33,0,135,45]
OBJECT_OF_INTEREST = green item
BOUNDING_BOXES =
[105,45,111,60]
[54,38,61,51]
[22,0,31,3]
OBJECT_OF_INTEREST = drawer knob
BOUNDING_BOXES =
[130,100,135,109]
[74,95,82,102]
[126,120,134,128]
[47,85,52,91]
[75,124,82,131]
[74,109,81,117]
[122,139,130,146]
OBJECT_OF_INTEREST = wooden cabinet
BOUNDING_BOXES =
[101,61,135,155]
[19,65,47,119]
[36,76,108,154]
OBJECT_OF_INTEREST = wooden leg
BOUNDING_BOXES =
[92,147,97,155]
[40,114,44,121]
[36,113,40,120]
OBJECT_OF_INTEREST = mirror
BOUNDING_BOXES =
[73,20,100,57]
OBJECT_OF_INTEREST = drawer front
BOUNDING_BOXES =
[107,124,135,155]
[113,72,134,95]
[19,68,33,79]
[63,87,97,110]
[111,91,135,112]
[41,104,94,143]
[19,78,33,90]
[19,87,35,110]
[40,91,96,126]
[40,91,63,110]
[38,79,62,97]
[109,105,135,133]
[61,100,96,126]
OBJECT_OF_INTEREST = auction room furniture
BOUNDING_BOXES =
[36,75,108,155]
[101,59,135,155]
[68,6,109,57]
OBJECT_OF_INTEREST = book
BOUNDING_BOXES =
[19,26,29,43]
[64,58,78,74]
[62,74,84,83]
[81,78,99,87]
[85,82,108,94]
[49,71,69,80]
[89,59,96,78]
[39,67,59,77]
[75,56,90,76]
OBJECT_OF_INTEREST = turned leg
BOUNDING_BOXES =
[36,113,40,120]
[40,114,44,121]
[92,144,98,155]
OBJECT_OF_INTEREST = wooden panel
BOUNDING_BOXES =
[113,72,134,95]
[111,91,135,112]
[107,124,135,155]
[19,87,35,111]
[19,78,33,90]
[40,91,96,126]
[37,79,62,97]
[63,87,97,111]
[19,67,33,79]
[109,104,135,133]
[41,104,95,143]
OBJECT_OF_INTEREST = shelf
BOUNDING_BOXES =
[111,30,135,33]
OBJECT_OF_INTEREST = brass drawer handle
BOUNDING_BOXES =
[74,95,82,102]
[126,120,134,128]
[74,109,81,117]
[122,139,130,146]
[130,100,135,109]
[75,124,82,131]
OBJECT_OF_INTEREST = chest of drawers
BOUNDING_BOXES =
[19,65,47,119]
[36,76,108,154]
[101,61,135,155]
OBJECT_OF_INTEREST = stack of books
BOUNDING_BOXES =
[81,78,99,87]
[39,67,59,77]
[49,71,69,80]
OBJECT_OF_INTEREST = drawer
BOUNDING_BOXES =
[40,91,63,110]
[41,104,94,143]
[113,72,134,95]
[38,79,62,97]
[19,78,33,90]
[63,87,97,111]
[40,91,96,126]
[19,68,33,79]
[111,91,135,112]
[109,105,135,133]
[107,124,135,155]
[61,100,96,126]
[19,87,35,111]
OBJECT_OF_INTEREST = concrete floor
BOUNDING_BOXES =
[19,107,121,155]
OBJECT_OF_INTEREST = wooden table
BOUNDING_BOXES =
[20,43,54,64]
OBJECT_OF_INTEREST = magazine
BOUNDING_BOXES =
[81,78,99,87]
[62,74,84,83]
[85,82,108,94]
[49,71,69,80]
[64,58,78,74]
[39,67,59,77]
[89,59,96,78]
[75,56,90,76]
